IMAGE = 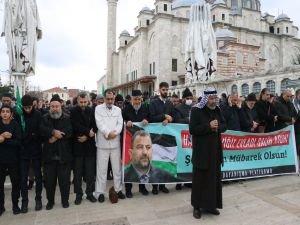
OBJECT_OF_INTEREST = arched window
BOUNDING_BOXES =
[231,84,238,95]
[266,80,276,95]
[236,52,243,64]
[280,79,290,93]
[253,82,261,94]
[241,83,249,97]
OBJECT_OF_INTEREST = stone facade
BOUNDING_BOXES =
[98,0,300,97]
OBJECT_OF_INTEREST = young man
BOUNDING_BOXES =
[95,89,125,203]
[19,95,43,213]
[0,105,22,215]
[70,92,97,205]
[149,82,175,195]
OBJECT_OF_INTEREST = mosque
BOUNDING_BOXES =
[98,0,300,97]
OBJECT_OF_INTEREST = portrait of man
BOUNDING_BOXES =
[124,130,178,183]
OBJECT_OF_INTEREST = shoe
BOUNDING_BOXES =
[205,209,220,215]
[12,206,21,215]
[139,187,149,196]
[28,180,34,190]
[98,194,105,203]
[0,207,5,216]
[126,191,133,198]
[176,184,182,190]
[117,191,126,199]
[86,195,97,203]
[35,199,42,211]
[62,201,69,208]
[21,202,28,214]
[152,188,158,195]
[46,202,54,210]
[193,208,202,219]
[74,195,82,205]
[159,185,169,193]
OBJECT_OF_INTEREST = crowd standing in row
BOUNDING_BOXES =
[0,82,299,220]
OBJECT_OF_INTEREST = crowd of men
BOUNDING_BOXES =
[0,81,299,220]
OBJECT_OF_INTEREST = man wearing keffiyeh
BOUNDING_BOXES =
[189,87,227,219]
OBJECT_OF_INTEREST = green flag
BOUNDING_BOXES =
[16,86,25,131]
[102,84,105,96]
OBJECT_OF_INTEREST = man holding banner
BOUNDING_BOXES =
[189,87,226,219]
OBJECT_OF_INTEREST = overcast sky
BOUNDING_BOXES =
[0,0,299,91]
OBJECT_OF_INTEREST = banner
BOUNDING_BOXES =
[122,124,299,184]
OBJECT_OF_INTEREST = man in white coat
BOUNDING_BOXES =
[95,89,125,202]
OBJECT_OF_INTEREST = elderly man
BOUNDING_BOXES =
[274,89,297,130]
[95,89,125,203]
[189,87,227,219]
[239,93,259,132]
[222,94,242,131]
[40,95,73,210]
[70,92,98,205]
[122,89,149,198]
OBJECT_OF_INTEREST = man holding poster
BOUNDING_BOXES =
[189,87,227,219]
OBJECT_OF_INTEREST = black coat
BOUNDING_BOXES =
[0,119,22,164]
[124,165,179,183]
[222,105,241,131]
[239,103,258,132]
[122,104,149,123]
[149,98,175,122]
[274,97,298,130]
[256,100,277,132]
[20,109,42,159]
[40,113,73,164]
[70,106,97,157]
[189,106,226,170]
[174,103,192,124]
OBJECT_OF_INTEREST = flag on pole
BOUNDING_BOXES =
[102,84,105,96]
[16,86,25,131]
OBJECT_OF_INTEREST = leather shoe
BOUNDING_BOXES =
[159,185,169,193]
[12,206,21,215]
[139,187,149,196]
[35,199,42,211]
[21,202,28,214]
[74,196,82,205]
[62,201,69,208]
[98,194,105,203]
[118,191,126,199]
[86,195,97,203]
[205,209,220,215]
[126,191,133,198]
[0,207,5,216]
[176,184,182,190]
[46,202,54,210]
[193,208,202,219]
[152,188,158,195]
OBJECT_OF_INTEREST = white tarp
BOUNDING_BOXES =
[1,0,42,76]
[185,0,217,82]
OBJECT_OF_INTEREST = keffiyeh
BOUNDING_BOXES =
[194,87,218,109]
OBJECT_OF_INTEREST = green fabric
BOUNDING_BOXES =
[16,86,25,131]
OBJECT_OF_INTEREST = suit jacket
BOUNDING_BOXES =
[124,164,179,183]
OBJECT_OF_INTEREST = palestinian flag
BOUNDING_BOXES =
[123,125,178,176]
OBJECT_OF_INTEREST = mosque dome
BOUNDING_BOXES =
[120,30,130,36]
[140,6,152,12]
[215,28,235,38]
[213,0,226,6]
[276,13,290,21]
[172,0,202,9]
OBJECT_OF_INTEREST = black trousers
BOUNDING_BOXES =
[20,158,43,203]
[0,163,20,208]
[44,161,71,204]
[73,156,95,197]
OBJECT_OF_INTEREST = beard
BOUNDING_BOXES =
[160,93,168,99]
[133,104,141,111]
[133,157,150,171]
[207,104,216,110]
[49,110,62,119]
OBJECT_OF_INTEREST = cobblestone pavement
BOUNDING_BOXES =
[0,175,299,225]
